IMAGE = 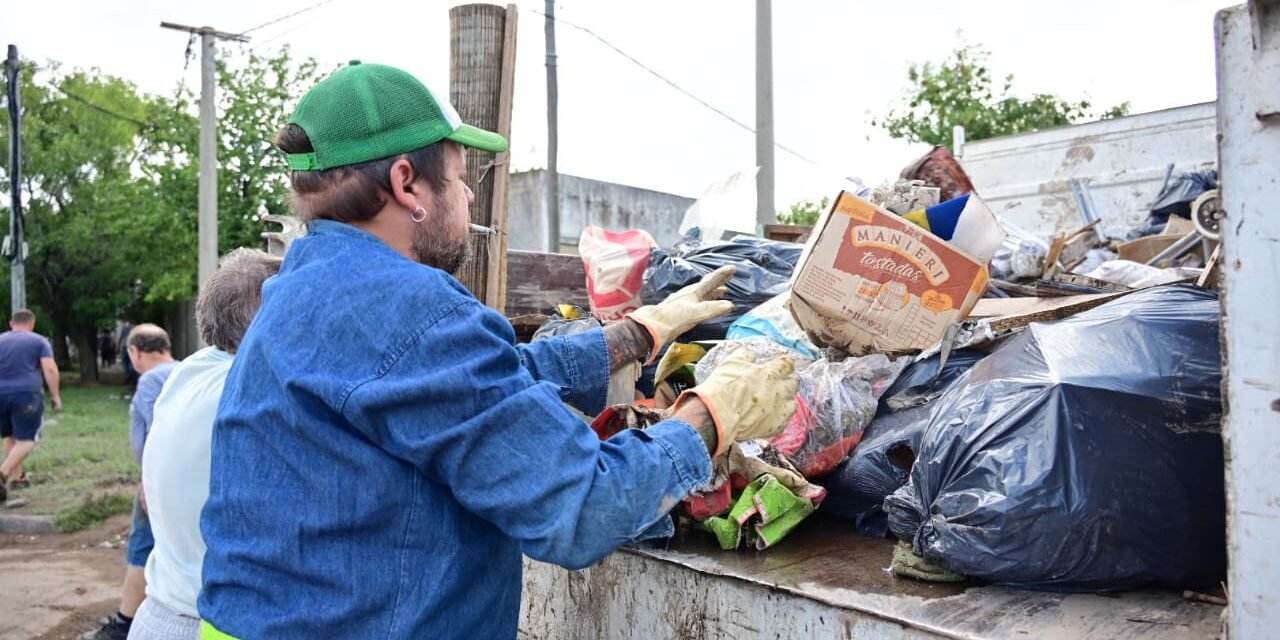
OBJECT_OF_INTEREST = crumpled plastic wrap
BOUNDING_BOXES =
[695,338,905,478]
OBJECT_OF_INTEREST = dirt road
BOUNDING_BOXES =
[0,515,132,640]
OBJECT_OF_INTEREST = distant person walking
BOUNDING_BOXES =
[119,322,139,390]
[0,309,61,501]
[91,325,178,640]
[100,329,118,368]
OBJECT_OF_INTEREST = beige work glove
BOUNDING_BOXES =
[627,265,737,364]
[675,350,799,457]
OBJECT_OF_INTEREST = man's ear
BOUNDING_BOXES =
[388,157,421,211]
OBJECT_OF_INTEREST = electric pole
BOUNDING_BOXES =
[755,0,775,230]
[5,44,25,313]
[159,22,249,289]
[544,0,560,253]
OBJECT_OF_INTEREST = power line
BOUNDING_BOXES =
[51,85,151,129]
[530,8,820,167]
[249,14,325,52]
[235,0,342,37]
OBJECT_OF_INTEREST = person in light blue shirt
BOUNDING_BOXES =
[93,326,177,640]
[129,249,282,640]
[197,62,797,640]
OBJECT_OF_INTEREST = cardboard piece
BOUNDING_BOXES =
[789,191,999,355]
[1116,217,1201,264]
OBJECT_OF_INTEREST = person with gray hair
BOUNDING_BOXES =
[123,249,282,640]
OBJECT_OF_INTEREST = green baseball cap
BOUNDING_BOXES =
[285,60,508,171]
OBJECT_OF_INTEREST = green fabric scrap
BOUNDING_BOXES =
[890,540,965,582]
[727,474,765,525]
[698,474,817,551]
[700,516,741,550]
[744,475,815,550]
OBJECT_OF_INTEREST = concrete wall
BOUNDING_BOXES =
[507,170,695,253]
[959,102,1217,236]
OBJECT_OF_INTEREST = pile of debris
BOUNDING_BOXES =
[536,146,1227,594]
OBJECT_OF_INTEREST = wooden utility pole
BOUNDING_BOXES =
[755,0,775,229]
[5,45,26,313]
[544,0,560,253]
[159,22,249,291]
[449,4,518,311]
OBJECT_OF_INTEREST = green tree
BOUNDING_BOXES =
[1,64,173,378]
[1,49,324,378]
[876,43,1130,149]
[141,47,325,302]
[777,196,830,226]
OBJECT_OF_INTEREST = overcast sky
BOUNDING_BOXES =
[5,0,1228,209]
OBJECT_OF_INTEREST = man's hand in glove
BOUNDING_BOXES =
[672,351,799,457]
[627,265,737,364]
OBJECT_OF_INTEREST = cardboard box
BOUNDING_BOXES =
[789,191,994,355]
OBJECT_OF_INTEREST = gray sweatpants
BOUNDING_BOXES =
[126,597,200,640]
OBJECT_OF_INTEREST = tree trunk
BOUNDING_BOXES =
[75,328,99,383]
[449,4,516,308]
[51,324,71,370]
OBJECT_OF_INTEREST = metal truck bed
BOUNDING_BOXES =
[520,515,1222,639]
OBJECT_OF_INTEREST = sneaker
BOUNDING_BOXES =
[11,474,30,489]
[85,617,130,640]
[0,471,8,503]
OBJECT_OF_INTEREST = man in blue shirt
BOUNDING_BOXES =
[198,62,798,640]
[92,325,179,640]
[0,308,60,501]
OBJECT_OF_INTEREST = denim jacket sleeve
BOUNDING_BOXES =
[339,301,713,570]
[514,331,609,417]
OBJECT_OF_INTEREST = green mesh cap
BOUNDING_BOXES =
[285,60,508,171]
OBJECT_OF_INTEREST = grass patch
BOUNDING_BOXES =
[55,492,134,533]
[13,385,138,516]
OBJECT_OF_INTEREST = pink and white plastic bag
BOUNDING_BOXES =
[578,226,658,321]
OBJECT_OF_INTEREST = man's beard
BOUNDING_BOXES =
[411,197,471,274]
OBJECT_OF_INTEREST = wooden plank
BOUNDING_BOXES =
[989,279,1039,297]
[485,3,519,312]
[763,224,812,244]
[1041,233,1067,279]
[504,250,589,316]
[1060,222,1101,271]
[450,4,508,306]
[1197,243,1222,289]
[971,291,1129,332]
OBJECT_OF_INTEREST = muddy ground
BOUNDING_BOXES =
[0,515,131,640]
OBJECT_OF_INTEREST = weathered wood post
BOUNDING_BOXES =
[449,3,518,311]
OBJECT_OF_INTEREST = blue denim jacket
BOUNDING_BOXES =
[198,220,712,639]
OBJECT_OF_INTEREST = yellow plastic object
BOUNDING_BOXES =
[902,208,932,232]
[653,343,707,387]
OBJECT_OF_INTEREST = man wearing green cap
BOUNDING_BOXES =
[198,61,797,639]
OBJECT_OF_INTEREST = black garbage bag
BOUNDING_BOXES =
[640,235,803,341]
[821,350,986,537]
[1150,169,1217,220]
[884,285,1225,591]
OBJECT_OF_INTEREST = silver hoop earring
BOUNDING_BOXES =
[411,205,428,223]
